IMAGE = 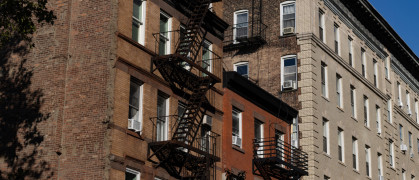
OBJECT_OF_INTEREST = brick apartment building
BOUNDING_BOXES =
[2,0,230,179]
[222,0,419,179]
[222,71,307,180]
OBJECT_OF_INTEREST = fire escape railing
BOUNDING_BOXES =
[223,20,267,51]
[253,138,308,180]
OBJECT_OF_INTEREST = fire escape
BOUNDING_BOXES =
[252,138,308,180]
[148,0,222,179]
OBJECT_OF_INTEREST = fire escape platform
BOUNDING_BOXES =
[253,157,308,178]
[149,140,220,162]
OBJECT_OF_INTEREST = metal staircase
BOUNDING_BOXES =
[148,0,221,179]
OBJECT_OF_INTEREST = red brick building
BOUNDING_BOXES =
[222,71,307,180]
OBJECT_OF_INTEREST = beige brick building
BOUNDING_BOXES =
[222,0,419,179]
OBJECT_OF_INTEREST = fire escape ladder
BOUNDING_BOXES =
[252,158,272,180]
[175,0,211,62]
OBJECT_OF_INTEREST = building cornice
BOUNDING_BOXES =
[391,57,419,97]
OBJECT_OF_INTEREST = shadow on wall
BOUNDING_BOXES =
[0,37,52,179]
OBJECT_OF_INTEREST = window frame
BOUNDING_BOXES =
[156,92,170,141]
[361,48,366,78]
[348,36,353,67]
[352,137,358,170]
[336,74,342,108]
[323,118,329,154]
[234,61,249,79]
[351,85,356,118]
[334,23,340,55]
[389,139,394,168]
[385,57,390,80]
[321,62,328,98]
[281,55,298,91]
[202,39,212,76]
[338,128,344,162]
[233,10,249,43]
[406,91,411,114]
[376,105,381,135]
[280,1,296,36]
[232,107,243,148]
[132,0,146,45]
[373,59,378,88]
[365,145,371,177]
[387,99,393,123]
[126,168,141,180]
[377,153,383,178]
[364,95,369,127]
[159,11,172,55]
[128,78,144,133]
[319,9,325,42]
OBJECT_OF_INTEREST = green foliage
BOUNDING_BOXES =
[0,0,56,46]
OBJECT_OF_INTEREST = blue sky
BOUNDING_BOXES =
[368,0,419,57]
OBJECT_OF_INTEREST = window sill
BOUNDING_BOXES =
[281,88,298,93]
[351,116,358,122]
[232,145,245,154]
[364,126,371,131]
[352,169,360,174]
[365,175,372,180]
[126,129,144,140]
[322,152,331,159]
[322,96,330,102]
[376,133,383,139]
[337,106,344,112]
[279,33,297,38]
[338,161,346,167]
[389,166,396,172]
[385,78,391,84]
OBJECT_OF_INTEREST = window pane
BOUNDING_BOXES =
[284,58,296,66]
[133,0,142,19]
[125,171,137,180]
[232,110,240,135]
[236,64,248,76]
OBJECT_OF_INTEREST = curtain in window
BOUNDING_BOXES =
[283,58,297,83]
[235,12,248,38]
[283,4,295,28]
[232,111,240,136]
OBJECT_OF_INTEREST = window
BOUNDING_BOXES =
[365,145,371,177]
[373,59,378,88]
[281,55,297,90]
[399,124,403,142]
[361,48,366,78]
[351,85,356,118]
[398,82,403,107]
[255,119,264,157]
[280,1,296,35]
[408,131,413,157]
[377,153,383,178]
[385,57,390,79]
[319,10,325,42]
[159,11,171,55]
[349,37,353,66]
[323,118,329,154]
[415,99,419,123]
[129,78,143,132]
[321,62,328,97]
[338,128,344,162]
[126,168,140,180]
[412,175,415,180]
[334,24,340,55]
[376,105,381,134]
[389,139,394,167]
[291,118,298,147]
[276,130,285,160]
[364,96,369,127]
[336,74,342,108]
[324,175,330,180]
[132,0,145,44]
[387,100,392,123]
[402,169,406,180]
[352,137,358,170]
[234,62,249,79]
[406,91,411,115]
[202,40,212,76]
[200,118,211,153]
[417,138,419,154]
[156,92,169,141]
[232,108,242,147]
[233,10,248,41]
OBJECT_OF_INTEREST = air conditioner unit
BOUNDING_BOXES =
[379,175,384,180]
[128,119,141,132]
[398,98,403,107]
[400,144,408,152]
[283,80,294,89]
[232,135,242,147]
[203,115,212,126]
[283,27,295,35]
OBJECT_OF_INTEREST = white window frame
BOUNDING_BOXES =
[361,49,367,78]
[334,23,340,55]
[387,99,393,123]
[281,55,298,90]
[364,96,369,127]
[336,74,342,108]
[255,119,264,157]
[352,137,358,170]
[349,37,353,67]
[321,62,328,98]
[406,91,411,114]
[389,140,394,168]
[234,62,249,79]
[202,40,212,74]
[129,79,144,133]
[398,82,403,107]
[126,168,141,180]
[365,145,371,177]
[350,85,356,119]
[402,169,406,180]
[159,11,172,55]
[132,0,146,45]
[408,131,413,156]
[378,153,383,178]
[323,118,329,154]
[280,1,296,36]
[415,99,419,123]
[385,57,390,80]
[373,59,378,88]
[376,105,381,135]
[338,128,344,162]
[319,9,325,42]
[233,10,249,43]
[232,108,242,148]
[156,92,170,141]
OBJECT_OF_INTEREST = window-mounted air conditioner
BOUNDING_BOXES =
[283,80,295,89]
[400,144,408,152]
[203,115,212,126]
[128,118,142,132]
[232,135,242,147]
[283,27,295,35]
